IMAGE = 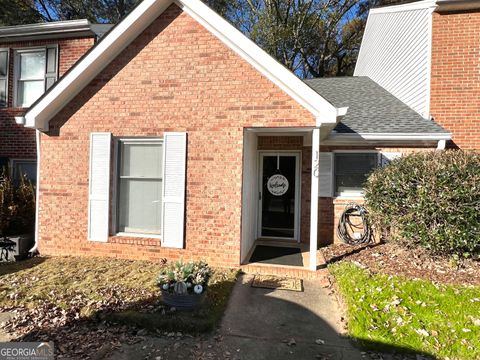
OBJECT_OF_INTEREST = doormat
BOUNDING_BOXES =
[251,275,303,292]
[249,245,303,267]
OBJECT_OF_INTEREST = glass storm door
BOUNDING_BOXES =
[259,153,300,240]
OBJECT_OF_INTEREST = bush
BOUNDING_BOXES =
[365,150,480,255]
[0,170,36,237]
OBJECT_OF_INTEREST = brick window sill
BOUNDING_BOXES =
[109,234,161,246]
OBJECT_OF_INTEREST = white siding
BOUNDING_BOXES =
[354,5,435,118]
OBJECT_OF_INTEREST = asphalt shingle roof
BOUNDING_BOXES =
[305,76,449,134]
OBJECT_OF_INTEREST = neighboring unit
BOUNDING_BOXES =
[20,0,452,273]
[0,20,112,181]
[355,0,480,149]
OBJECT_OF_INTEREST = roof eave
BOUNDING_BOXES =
[328,132,452,142]
[369,0,480,15]
[436,0,480,12]
[0,19,108,42]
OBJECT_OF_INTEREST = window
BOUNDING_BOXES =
[15,46,57,108]
[117,139,163,235]
[334,152,378,196]
[11,159,37,184]
[0,49,8,107]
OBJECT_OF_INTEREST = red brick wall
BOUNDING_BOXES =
[38,5,316,267]
[0,37,94,160]
[430,11,480,150]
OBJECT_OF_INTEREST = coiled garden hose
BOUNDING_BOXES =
[336,203,372,245]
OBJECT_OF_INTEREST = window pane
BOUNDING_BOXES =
[336,174,368,194]
[121,142,163,178]
[14,161,37,183]
[18,80,44,107]
[46,47,56,73]
[0,79,5,107]
[118,179,162,234]
[335,153,377,175]
[19,51,45,79]
[335,153,377,194]
[0,51,7,77]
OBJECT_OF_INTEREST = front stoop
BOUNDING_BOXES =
[240,265,331,286]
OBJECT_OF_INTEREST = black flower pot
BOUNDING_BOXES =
[161,290,206,310]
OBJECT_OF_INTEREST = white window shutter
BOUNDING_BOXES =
[318,152,333,197]
[162,132,187,248]
[379,152,402,167]
[88,132,112,242]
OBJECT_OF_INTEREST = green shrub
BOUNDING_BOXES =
[365,150,480,255]
[0,170,36,237]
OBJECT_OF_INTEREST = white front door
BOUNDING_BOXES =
[258,152,301,241]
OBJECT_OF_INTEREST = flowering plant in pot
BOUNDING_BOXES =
[157,260,212,309]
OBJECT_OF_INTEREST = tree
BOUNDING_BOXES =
[204,0,375,77]
[0,0,42,26]
[33,0,141,23]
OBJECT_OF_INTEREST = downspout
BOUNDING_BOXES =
[29,129,41,254]
[436,139,446,150]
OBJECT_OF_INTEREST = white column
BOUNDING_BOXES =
[309,128,320,271]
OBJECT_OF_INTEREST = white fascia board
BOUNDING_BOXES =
[176,0,338,125]
[328,132,452,141]
[370,0,437,14]
[25,0,173,130]
[25,0,340,130]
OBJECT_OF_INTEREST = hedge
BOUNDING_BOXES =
[364,150,480,255]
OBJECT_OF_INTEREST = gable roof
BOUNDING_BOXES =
[24,0,343,131]
[305,77,450,140]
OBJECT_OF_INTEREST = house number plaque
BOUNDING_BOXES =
[267,174,289,196]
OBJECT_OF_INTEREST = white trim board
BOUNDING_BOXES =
[327,132,451,141]
[24,0,342,131]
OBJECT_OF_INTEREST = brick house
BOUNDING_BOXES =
[0,20,111,182]
[18,0,457,272]
[355,0,480,150]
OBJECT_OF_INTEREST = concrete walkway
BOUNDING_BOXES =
[218,274,364,360]
[107,274,365,360]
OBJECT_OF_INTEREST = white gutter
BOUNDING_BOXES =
[436,139,446,150]
[328,132,452,141]
[29,130,41,254]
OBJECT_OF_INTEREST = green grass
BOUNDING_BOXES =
[0,256,238,333]
[0,256,160,311]
[330,262,480,360]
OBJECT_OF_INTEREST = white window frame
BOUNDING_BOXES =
[10,158,37,183]
[113,137,164,239]
[13,45,58,108]
[333,150,380,198]
[0,48,8,107]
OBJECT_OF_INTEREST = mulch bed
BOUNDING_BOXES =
[322,242,480,286]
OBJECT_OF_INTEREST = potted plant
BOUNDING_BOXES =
[0,170,35,261]
[157,260,212,310]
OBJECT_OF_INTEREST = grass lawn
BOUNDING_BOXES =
[0,256,238,334]
[330,262,480,360]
